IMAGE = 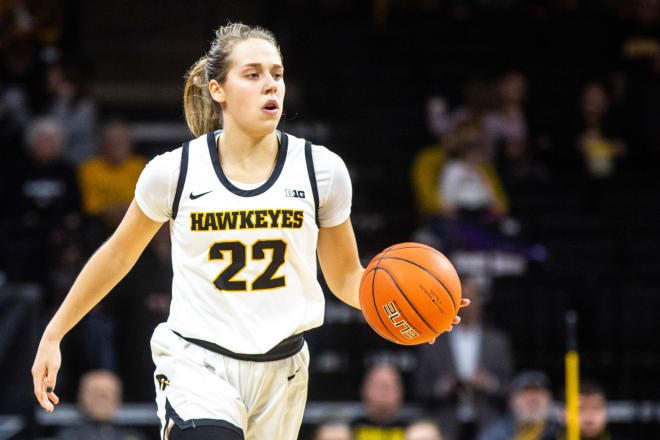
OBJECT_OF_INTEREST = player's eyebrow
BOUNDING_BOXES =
[241,63,283,69]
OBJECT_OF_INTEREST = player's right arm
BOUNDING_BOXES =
[31,200,164,412]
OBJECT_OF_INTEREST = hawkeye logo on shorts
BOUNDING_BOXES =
[285,189,305,199]
[191,209,304,231]
[155,374,170,391]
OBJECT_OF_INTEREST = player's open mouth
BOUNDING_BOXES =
[262,100,279,115]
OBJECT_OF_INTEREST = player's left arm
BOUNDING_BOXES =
[317,217,364,310]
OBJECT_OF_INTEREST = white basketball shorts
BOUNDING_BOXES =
[150,323,309,439]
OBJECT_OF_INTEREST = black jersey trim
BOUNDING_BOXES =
[206,131,288,197]
[171,141,190,220]
[172,330,304,362]
[304,140,320,228]
[165,398,245,437]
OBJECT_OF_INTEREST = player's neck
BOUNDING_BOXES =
[217,126,278,183]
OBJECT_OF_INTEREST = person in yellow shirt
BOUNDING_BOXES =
[352,364,408,440]
[411,117,509,223]
[78,121,146,228]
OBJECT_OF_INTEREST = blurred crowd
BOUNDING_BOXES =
[411,57,658,258]
[1,0,659,439]
[311,362,614,440]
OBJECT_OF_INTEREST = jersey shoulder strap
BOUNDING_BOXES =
[304,140,320,228]
[171,141,190,220]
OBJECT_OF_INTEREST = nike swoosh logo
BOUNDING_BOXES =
[190,190,213,200]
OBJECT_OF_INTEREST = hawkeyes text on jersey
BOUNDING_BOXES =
[190,209,304,231]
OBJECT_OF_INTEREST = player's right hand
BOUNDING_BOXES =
[31,336,62,412]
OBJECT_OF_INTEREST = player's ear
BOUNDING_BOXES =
[209,80,225,104]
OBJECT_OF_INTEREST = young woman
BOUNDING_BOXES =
[32,23,468,440]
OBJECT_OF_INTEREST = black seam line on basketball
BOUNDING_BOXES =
[377,257,457,313]
[369,264,403,343]
[372,247,408,343]
[384,246,437,252]
[373,245,394,265]
[371,266,439,335]
[370,259,403,344]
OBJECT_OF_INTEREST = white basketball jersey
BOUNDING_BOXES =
[168,134,324,354]
[135,131,351,354]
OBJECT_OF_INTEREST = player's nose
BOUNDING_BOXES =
[263,74,278,94]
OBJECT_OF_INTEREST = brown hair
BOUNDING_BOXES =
[183,22,281,138]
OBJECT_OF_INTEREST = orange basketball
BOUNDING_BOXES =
[359,242,462,345]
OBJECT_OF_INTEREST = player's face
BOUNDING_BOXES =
[214,38,285,138]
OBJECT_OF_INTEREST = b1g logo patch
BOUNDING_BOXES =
[285,189,306,199]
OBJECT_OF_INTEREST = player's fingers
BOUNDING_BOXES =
[41,364,60,411]
[31,363,47,407]
[32,364,54,411]
[47,391,60,405]
[459,298,471,308]
[452,315,462,325]
[428,338,436,344]
[44,368,59,404]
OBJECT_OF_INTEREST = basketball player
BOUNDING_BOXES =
[32,23,469,440]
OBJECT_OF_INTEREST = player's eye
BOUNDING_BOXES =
[246,73,259,78]
[273,72,283,79]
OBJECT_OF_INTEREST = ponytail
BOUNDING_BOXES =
[183,56,222,138]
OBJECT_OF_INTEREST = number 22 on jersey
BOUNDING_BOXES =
[209,240,287,292]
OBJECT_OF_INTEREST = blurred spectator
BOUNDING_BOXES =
[411,117,508,226]
[315,419,354,440]
[483,71,528,161]
[414,279,513,440]
[477,371,558,440]
[405,419,445,440]
[78,120,146,232]
[1,117,80,285]
[557,381,612,440]
[46,62,97,164]
[411,97,453,222]
[576,82,626,179]
[56,370,146,440]
[482,71,550,189]
[438,117,509,221]
[431,118,517,253]
[352,363,407,440]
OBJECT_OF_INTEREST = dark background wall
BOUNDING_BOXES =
[1,0,659,438]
